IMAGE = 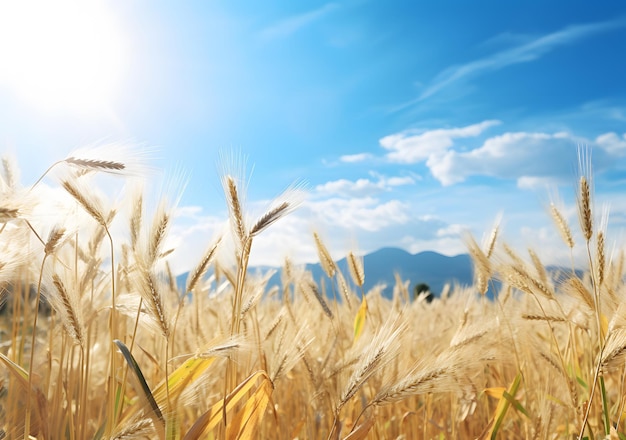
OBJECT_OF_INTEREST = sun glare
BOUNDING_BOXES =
[0,0,127,113]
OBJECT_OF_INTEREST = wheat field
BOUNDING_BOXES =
[0,147,624,439]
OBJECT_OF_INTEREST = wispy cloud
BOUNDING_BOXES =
[259,3,339,40]
[380,120,500,163]
[315,174,415,197]
[419,17,626,101]
[596,132,626,156]
[340,152,372,163]
[308,197,410,232]
[516,176,563,190]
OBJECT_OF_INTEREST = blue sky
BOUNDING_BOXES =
[1,1,626,272]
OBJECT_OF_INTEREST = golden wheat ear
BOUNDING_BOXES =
[222,175,248,251]
[47,273,85,347]
[65,143,155,176]
[128,184,144,252]
[133,266,171,339]
[186,236,222,293]
[339,315,405,409]
[347,251,365,288]
[65,157,126,173]
[1,154,19,190]
[577,145,594,242]
[299,278,333,319]
[0,186,39,224]
[219,151,250,249]
[32,144,154,189]
[133,172,187,269]
[463,233,491,295]
[549,202,574,249]
[250,183,305,237]
[61,176,109,227]
[314,232,336,279]
[110,418,156,440]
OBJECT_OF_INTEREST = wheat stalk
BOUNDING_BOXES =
[578,176,593,241]
[300,279,333,319]
[50,274,85,347]
[65,157,126,172]
[110,418,154,439]
[224,175,247,249]
[250,201,290,236]
[465,234,491,295]
[339,317,404,408]
[136,267,171,339]
[0,207,19,222]
[1,155,17,189]
[373,366,449,405]
[483,216,500,259]
[522,314,566,322]
[61,178,108,227]
[335,269,353,309]
[528,249,548,287]
[130,191,143,252]
[601,329,626,371]
[148,205,170,265]
[186,237,221,293]
[44,227,66,256]
[314,232,336,279]
[347,251,364,288]
[549,203,574,249]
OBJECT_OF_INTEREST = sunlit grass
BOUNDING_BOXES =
[0,146,624,439]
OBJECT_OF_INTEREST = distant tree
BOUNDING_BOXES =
[414,282,434,303]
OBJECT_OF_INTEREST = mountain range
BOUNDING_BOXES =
[178,248,476,299]
[296,248,474,298]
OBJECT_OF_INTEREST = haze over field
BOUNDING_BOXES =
[1,1,626,273]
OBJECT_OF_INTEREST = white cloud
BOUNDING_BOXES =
[259,3,338,40]
[314,174,414,197]
[386,176,415,186]
[380,120,500,163]
[307,197,410,232]
[427,131,582,186]
[340,153,372,163]
[596,132,626,156]
[315,178,381,197]
[420,18,626,100]
[173,205,204,218]
[517,176,563,190]
[401,235,468,257]
[436,223,467,238]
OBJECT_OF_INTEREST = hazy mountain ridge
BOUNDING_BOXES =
[178,248,475,298]
[301,248,473,298]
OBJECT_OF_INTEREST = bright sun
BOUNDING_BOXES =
[0,0,127,113]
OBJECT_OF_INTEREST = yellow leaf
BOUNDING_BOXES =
[153,356,216,407]
[353,296,368,343]
[480,372,522,440]
[484,387,506,399]
[226,372,273,440]
[183,371,272,440]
